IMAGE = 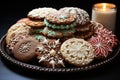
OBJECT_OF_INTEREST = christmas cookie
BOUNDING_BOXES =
[27,7,57,20]
[25,18,45,28]
[36,39,65,68]
[88,21,118,58]
[12,36,39,62]
[88,36,112,58]
[6,23,31,45]
[44,12,77,29]
[7,33,29,50]
[59,7,90,26]
[60,38,94,66]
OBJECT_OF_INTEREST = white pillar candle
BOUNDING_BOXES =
[92,3,117,32]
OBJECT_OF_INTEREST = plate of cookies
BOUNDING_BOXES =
[0,7,120,72]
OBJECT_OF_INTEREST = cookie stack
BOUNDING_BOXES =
[26,8,58,39]
[43,11,77,38]
[5,7,118,68]
[59,7,94,39]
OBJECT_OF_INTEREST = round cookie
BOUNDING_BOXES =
[25,18,45,28]
[42,27,75,38]
[59,7,90,26]
[91,21,118,48]
[36,39,65,68]
[60,38,94,66]
[44,12,77,29]
[88,21,118,58]
[27,7,57,20]
[88,36,112,58]
[6,23,31,45]
[12,36,39,62]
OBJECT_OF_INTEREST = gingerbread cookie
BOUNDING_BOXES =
[60,38,94,66]
[36,38,65,68]
[59,7,90,26]
[12,36,39,62]
[44,12,77,29]
[6,23,31,45]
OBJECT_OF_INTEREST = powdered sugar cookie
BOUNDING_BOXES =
[28,7,57,20]
[60,38,94,66]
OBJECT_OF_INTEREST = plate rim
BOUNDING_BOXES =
[0,34,120,72]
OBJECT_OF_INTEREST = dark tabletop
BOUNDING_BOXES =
[0,0,120,80]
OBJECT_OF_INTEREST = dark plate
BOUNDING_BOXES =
[0,34,120,72]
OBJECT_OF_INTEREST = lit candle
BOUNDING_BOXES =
[92,3,117,32]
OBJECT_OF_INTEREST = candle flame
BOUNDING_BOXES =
[94,3,116,12]
[102,3,107,11]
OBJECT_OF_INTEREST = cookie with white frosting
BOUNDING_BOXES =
[28,7,58,20]
[60,38,94,66]
[59,7,90,26]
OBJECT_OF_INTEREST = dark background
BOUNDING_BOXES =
[0,0,120,80]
